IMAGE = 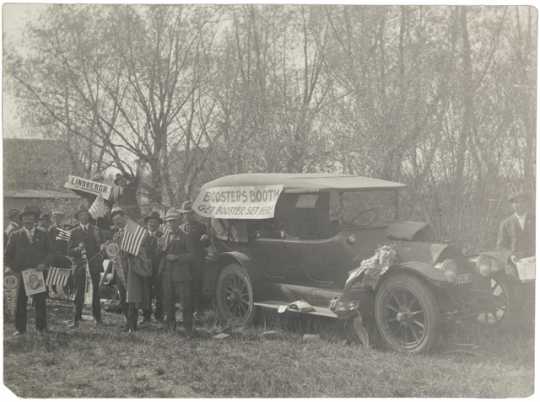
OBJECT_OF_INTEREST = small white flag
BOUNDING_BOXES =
[89,195,108,219]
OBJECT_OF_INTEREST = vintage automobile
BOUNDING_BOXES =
[194,173,488,353]
[472,250,535,325]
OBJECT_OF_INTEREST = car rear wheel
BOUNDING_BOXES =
[216,263,255,327]
[374,274,440,353]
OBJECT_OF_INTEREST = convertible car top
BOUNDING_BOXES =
[201,173,406,192]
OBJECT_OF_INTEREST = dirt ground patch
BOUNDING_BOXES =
[3,300,534,398]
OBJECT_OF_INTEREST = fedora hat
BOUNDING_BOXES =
[110,206,125,219]
[178,201,193,213]
[51,209,65,216]
[8,208,20,220]
[39,212,51,220]
[114,173,128,185]
[144,211,163,224]
[75,206,90,220]
[164,209,181,222]
[20,206,40,220]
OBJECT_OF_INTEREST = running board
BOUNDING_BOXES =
[254,300,339,319]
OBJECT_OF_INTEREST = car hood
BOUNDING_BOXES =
[386,220,430,241]
[391,241,451,265]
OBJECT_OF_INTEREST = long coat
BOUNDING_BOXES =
[497,213,535,259]
[112,228,152,303]
[5,227,51,272]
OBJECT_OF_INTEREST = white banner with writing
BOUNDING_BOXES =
[193,185,283,219]
[64,175,113,200]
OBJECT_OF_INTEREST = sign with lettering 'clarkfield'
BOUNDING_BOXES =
[193,185,284,219]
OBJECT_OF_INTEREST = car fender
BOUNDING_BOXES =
[338,261,445,319]
[344,261,446,294]
[216,251,259,279]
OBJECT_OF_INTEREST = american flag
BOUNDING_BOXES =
[89,195,108,219]
[55,227,72,241]
[121,219,148,256]
[46,267,72,288]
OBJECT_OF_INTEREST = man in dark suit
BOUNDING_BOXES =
[4,208,20,248]
[47,210,71,266]
[5,206,52,335]
[497,191,535,260]
[179,201,210,318]
[68,207,103,327]
[142,211,164,322]
[161,209,195,335]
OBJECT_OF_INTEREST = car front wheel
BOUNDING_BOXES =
[374,274,440,353]
[477,274,512,325]
[216,263,255,327]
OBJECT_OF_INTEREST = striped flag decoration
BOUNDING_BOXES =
[121,219,149,256]
[46,267,72,288]
[89,195,108,219]
[55,227,72,241]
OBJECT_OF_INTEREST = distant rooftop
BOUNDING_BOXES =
[4,189,79,199]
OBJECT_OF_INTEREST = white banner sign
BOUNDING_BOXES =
[64,175,113,200]
[193,185,284,219]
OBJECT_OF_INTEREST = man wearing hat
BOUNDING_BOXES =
[68,206,104,327]
[179,201,210,319]
[37,212,52,232]
[110,206,152,333]
[160,208,195,335]
[4,208,20,248]
[5,206,52,335]
[142,211,164,322]
[48,210,69,258]
[497,191,535,260]
[111,173,140,219]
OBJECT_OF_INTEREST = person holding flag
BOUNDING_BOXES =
[68,206,104,328]
[5,206,52,335]
[48,210,71,262]
[46,209,73,296]
[142,211,164,323]
[110,206,152,333]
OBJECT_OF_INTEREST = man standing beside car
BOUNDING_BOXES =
[179,201,210,319]
[160,209,195,335]
[497,191,535,261]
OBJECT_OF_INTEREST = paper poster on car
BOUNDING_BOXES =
[193,185,284,219]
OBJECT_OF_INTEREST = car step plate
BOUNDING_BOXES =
[254,301,338,319]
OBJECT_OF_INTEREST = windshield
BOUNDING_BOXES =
[330,190,397,228]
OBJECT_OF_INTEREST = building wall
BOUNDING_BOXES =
[3,138,71,191]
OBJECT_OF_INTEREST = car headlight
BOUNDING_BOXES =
[474,255,502,277]
[435,259,458,283]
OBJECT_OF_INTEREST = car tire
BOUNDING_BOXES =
[374,273,440,353]
[215,263,255,327]
[477,273,515,326]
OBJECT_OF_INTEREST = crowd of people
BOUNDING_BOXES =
[4,198,209,337]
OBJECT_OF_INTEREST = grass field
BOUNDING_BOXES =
[3,299,534,398]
